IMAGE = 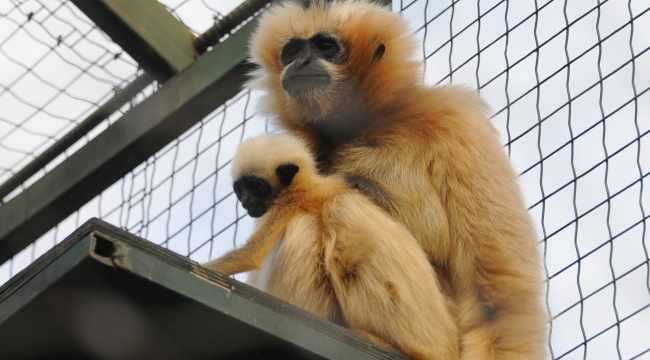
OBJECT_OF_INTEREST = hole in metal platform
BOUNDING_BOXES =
[94,236,115,257]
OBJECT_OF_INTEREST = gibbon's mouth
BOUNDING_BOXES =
[282,75,331,96]
[247,206,267,218]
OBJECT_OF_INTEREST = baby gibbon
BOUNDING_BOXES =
[205,133,458,360]
[246,1,548,359]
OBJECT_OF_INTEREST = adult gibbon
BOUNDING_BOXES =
[246,0,547,359]
[205,133,458,359]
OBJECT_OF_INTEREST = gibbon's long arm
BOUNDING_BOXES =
[204,206,295,276]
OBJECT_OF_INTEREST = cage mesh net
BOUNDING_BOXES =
[0,0,159,202]
[0,0,649,359]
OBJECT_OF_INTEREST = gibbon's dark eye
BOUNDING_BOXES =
[246,180,261,192]
[281,38,306,66]
[310,33,340,61]
[319,42,333,51]
[244,178,270,197]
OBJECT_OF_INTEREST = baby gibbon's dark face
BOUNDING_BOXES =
[280,32,346,98]
[233,175,273,218]
[233,162,300,218]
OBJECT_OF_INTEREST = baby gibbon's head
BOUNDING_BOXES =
[230,133,316,217]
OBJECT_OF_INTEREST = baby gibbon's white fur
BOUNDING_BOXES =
[206,133,458,359]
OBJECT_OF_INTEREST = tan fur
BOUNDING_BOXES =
[246,1,548,359]
[205,133,459,359]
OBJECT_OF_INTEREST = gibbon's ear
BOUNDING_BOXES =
[373,43,386,62]
[276,162,300,187]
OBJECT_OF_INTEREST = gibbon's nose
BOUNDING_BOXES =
[241,193,251,206]
[295,48,314,68]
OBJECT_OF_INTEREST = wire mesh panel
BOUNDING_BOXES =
[397,0,650,358]
[0,0,648,359]
[0,0,157,202]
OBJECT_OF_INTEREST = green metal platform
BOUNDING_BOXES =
[0,219,407,359]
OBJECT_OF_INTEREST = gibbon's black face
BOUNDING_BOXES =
[233,175,272,218]
[280,32,345,98]
[233,162,300,218]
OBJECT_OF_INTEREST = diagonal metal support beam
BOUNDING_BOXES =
[0,17,258,265]
[71,0,196,81]
[378,0,392,6]
[194,0,272,55]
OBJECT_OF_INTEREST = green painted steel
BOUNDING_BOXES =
[195,0,273,55]
[72,0,196,81]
